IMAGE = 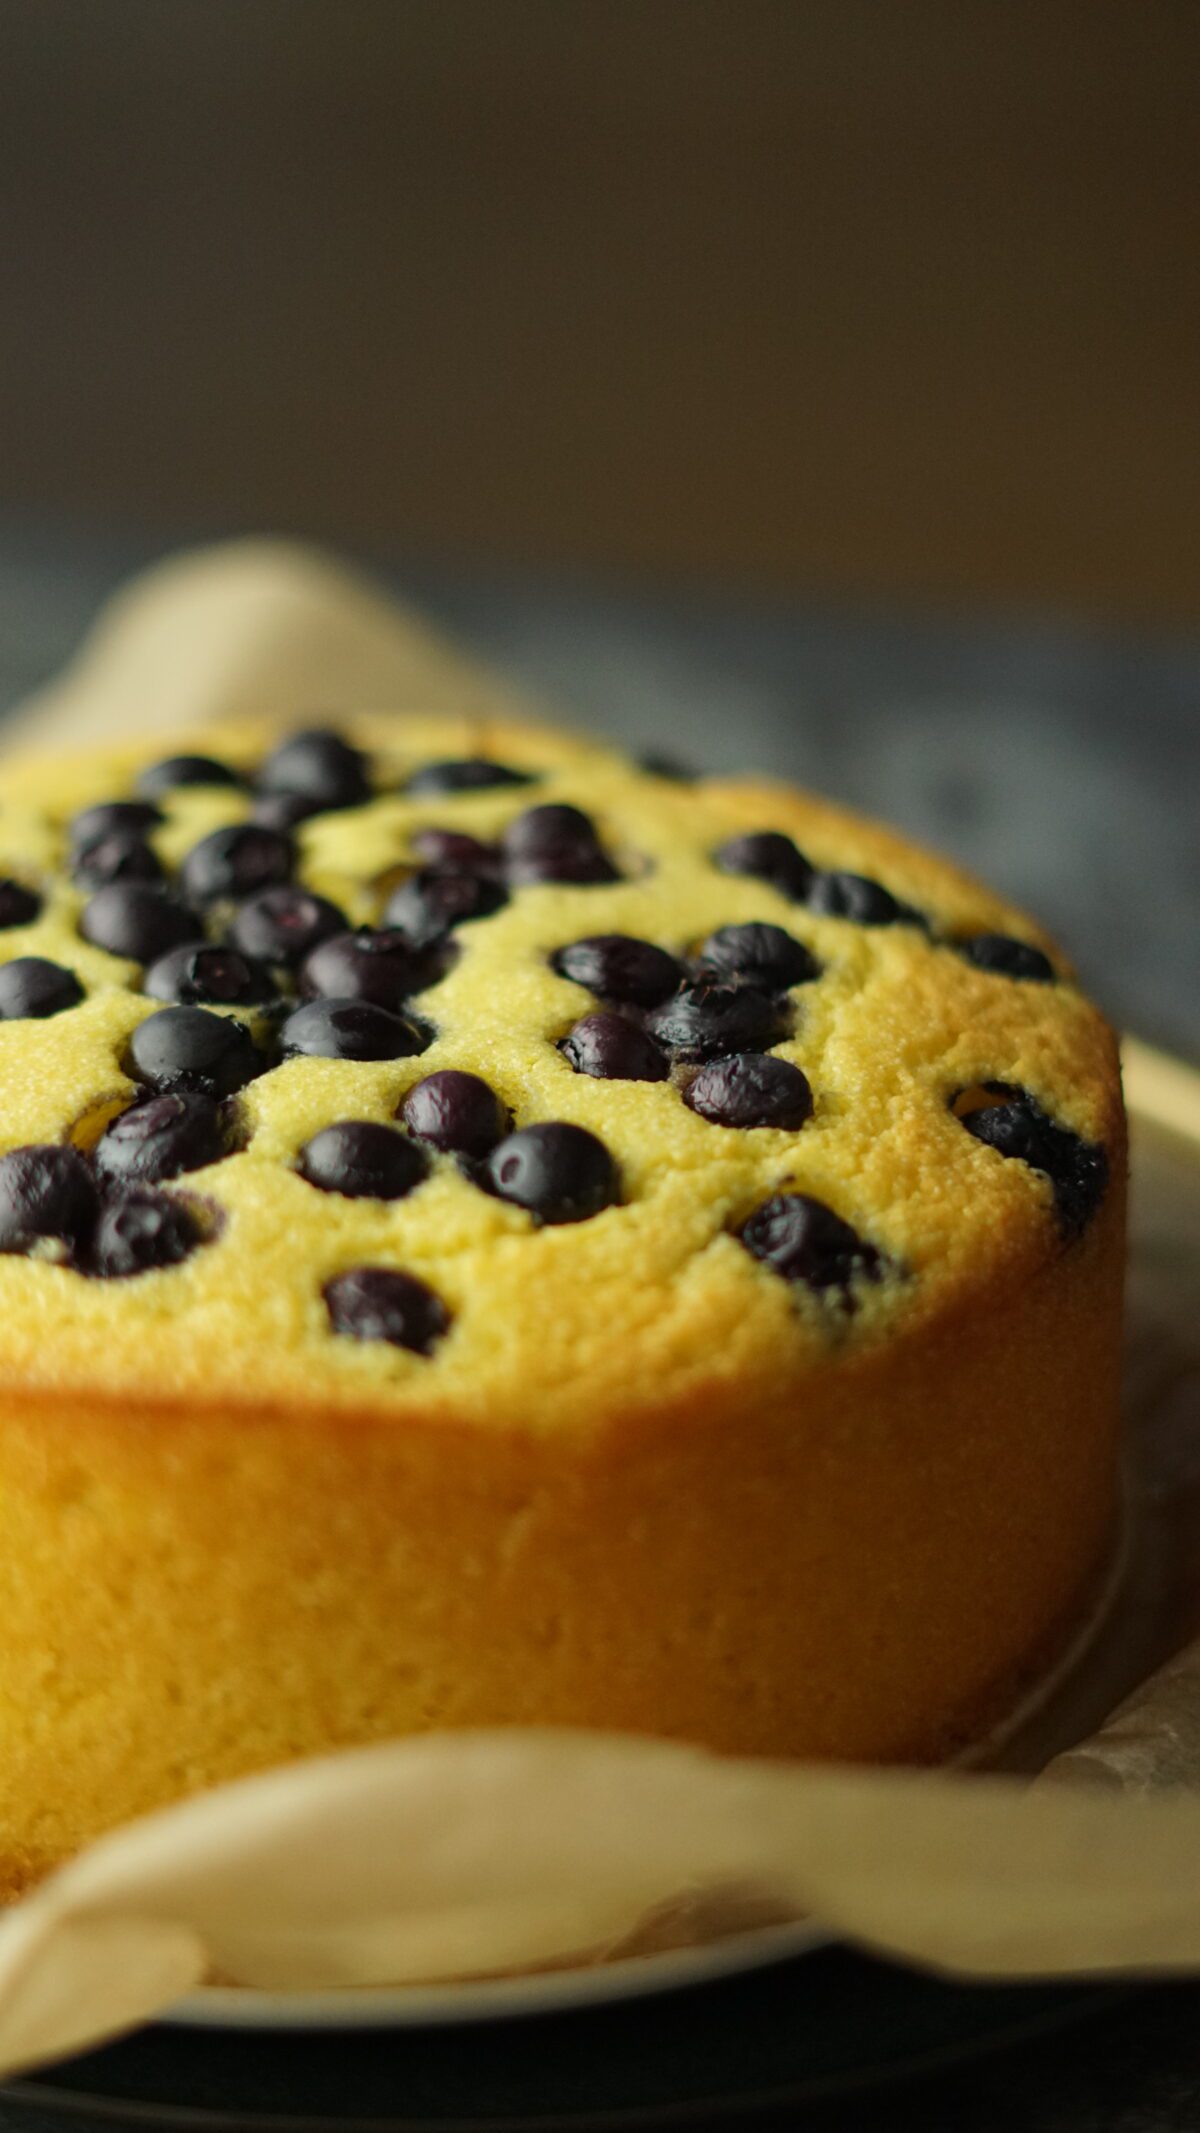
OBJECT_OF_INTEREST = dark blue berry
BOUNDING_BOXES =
[645,981,789,1063]
[740,1193,882,1296]
[127,1007,263,1097]
[401,1071,509,1158]
[552,934,682,1008]
[279,999,428,1062]
[0,1144,98,1256]
[685,1054,813,1129]
[0,957,84,1018]
[695,923,819,991]
[561,1012,669,1082]
[298,1121,426,1200]
[715,831,813,902]
[324,1266,450,1353]
[481,1122,619,1224]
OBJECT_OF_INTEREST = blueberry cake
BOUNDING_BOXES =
[0,712,1125,1893]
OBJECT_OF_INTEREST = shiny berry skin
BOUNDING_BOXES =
[179,824,295,905]
[69,799,162,847]
[0,880,41,929]
[502,805,617,886]
[956,934,1055,983]
[644,981,789,1063]
[94,1093,230,1186]
[300,929,428,1008]
[0,957,84,1019]
[250,791,325,832]
[90,1189,204,1278]
[401,1071,509,1158]
[79,885,203,964]
[138,755,244,796]
[481,1122,619,1224]
[715,831,813,902]
[297,1121,427,1201]
[694,922,819,992]
[409,828,503,876]
[278,998,429,1062]
[561,1012,669,1082]
[71,831,164,890]
[956,1091,1107,1236]
[406,758,534,795]
[740,1193,882,1295]
[228,887,347,967]
[324,1267,450,1354]
[143,943,275,1008]
[0,1144,98,1256]
[256,729,371,811]
[382,870,507,949]
[685,1053,813,1129]
[551,934,682,1008]
[127,1007,264,1097]
[807,872,921,927]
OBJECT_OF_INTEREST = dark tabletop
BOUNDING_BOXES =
[0,524,1196,2130]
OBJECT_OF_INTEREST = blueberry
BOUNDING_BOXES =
[956,934,1056,983]
[279,998,429,1062]
[695,923,820,991]
[228,887,347,967]
[256,729,371,811]
[143,943,275,1008]
[715,831,813,902]
[956,1091,1107,1236]
[138,755,244,796]
[410,827,503,876]
[71,831,165,890]
[644,981,789,1062]
[406,758,534,795]
[324,1266,450,1354]
[551,934,682,1008]
[300,928,429,1008]
[503,804,618,886]
[561,1011,669,1082]
[807,872,921,927]
[685,1053,813,1129]
[70,800,163,846]
[250,791,325,832]
[401,1070,509,1158]
[0,1144,98,1256]
[0,880,41,930]
[383,869,507,949]
[127,1007,264,1097]
[298,1121,427,1200]
[480,1122,619,1224]
[80,885,203,964]
[90,1189,204,1278]
[180,824,295,904]
[740,1193,883,1296]
[0,957,84,1019]
[94,1092,230,1185]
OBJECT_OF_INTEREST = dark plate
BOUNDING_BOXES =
[0,1949,1119,2131]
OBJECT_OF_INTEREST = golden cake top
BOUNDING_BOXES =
[0,711,1122,1430]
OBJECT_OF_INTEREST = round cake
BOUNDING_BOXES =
[0,711,1125,1895]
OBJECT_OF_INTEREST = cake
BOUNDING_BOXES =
[0,709,1125,1895]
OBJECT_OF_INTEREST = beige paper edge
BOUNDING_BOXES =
[0,540,1197,2078]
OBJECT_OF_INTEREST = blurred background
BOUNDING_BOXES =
[0,0,1196,1046]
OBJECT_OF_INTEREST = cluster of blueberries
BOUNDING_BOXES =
[0,728,1101,1354]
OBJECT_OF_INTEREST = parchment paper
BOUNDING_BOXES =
[0,541,1196,2078]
